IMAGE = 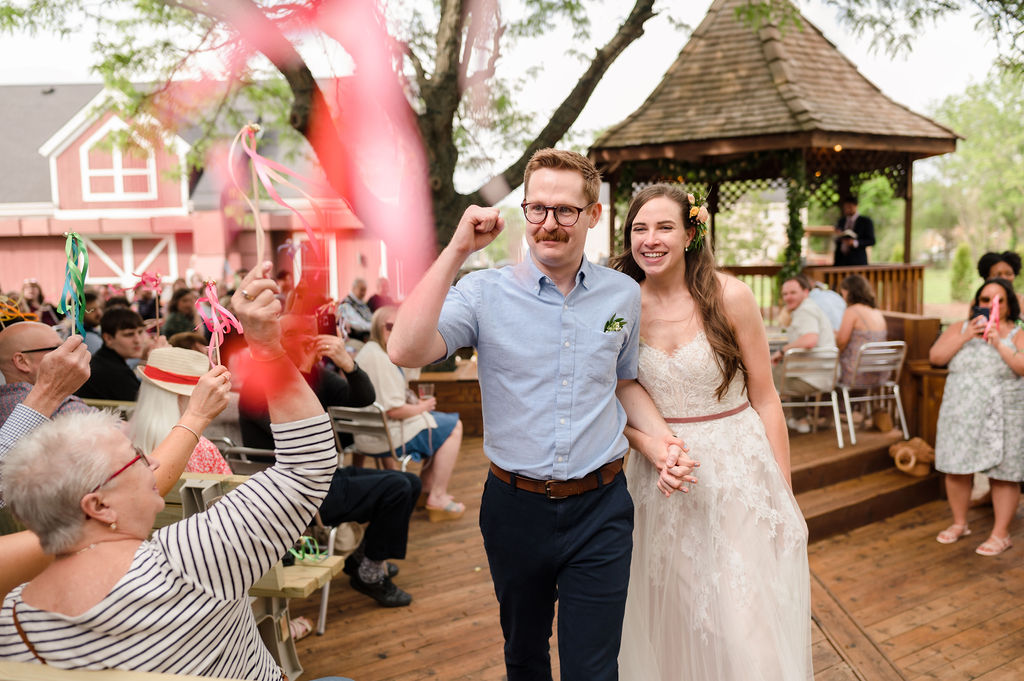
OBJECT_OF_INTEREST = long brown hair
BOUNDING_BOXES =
[610,184,746,399]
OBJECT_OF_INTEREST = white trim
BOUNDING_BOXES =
[0,203,54,217]
[48,156,60,206]
[167,236,179,282]
[79,117,158,202]
[379,241,388,278]
[328,233,338,301]
[81,235,127,282]
[38,90,111,158]
[135,237,168,273]
[53,206,190,219]
[120,236,135,287]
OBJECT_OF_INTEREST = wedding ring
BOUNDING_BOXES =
[241,289,254,301]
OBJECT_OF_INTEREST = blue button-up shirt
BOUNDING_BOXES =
[438,255,641,480]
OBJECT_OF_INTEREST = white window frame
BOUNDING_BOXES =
[79,117,158,202]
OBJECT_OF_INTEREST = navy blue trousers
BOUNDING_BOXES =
[479,469,633,681]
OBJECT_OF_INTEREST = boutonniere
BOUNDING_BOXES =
[604,314,627,333]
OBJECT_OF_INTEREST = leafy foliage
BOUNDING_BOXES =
[950,241,975,300]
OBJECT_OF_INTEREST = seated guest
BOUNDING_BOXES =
[0,322,93,423]
[239,311,418,606]
[76,308,149,401]
[168,331,208,354]
[771,274,837,434]
[19,280,60,327]
[161,288,199,338]
[367,277,394,312]
[357,307,465,522]
[129,347,232,475]
[0,336,230,595]
[835,275,888,386]
[0,265,354,679]
[133,287,158,321]
[81,291,104,354]
[808,281,846,331]
[338,278,373,342]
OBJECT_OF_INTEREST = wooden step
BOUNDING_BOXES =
[797,468,942,542]
[791,429,904,495]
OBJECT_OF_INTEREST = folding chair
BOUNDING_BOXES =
[777,347,844,449]
[328,403,419,472]
[837,340,909,445]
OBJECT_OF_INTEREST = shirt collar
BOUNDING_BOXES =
[517,253,592,295]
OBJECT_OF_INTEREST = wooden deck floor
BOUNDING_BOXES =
[290,436,1023,681]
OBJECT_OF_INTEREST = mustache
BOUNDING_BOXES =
[533,229,570,243]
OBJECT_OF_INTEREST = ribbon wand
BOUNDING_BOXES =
[196,282,242,367]
[57,232,89,337]
[984,293,1001,341]
[134,271,163,332]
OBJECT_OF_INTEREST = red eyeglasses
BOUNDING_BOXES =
[90,447,152,494]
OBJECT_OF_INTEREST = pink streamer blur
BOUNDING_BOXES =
[984,294,1001,341]
[196,281,243,367]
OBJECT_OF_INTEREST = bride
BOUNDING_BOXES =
[612,185,812,680]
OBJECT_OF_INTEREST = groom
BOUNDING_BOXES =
[389,148,694,680]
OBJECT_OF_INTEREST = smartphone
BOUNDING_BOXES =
[971,305,990,320]
[315,305,338,336]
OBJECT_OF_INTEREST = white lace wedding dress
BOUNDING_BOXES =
[619,332,813,680]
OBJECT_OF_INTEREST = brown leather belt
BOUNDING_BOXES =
[489,459,624,499]
[664,400,749,424]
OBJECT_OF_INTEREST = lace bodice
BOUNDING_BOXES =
[638,331,747,418]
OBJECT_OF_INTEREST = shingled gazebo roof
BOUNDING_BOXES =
[590,0,957,173]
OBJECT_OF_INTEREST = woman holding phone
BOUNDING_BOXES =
[929,277,1024,556]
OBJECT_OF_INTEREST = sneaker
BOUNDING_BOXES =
[786,417,811,434]
[349,574,413,607]
[343,554,399,579]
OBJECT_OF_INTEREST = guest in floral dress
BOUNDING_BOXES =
[129,347,232,475]
[929,278,1024,556]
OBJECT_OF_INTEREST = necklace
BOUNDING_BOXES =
[57,543,98,558]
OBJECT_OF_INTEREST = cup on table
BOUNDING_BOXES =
[418,383,435,400]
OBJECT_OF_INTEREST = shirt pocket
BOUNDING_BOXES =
[580,327,625,388]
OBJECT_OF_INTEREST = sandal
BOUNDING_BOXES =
[288,616,313,641]
[936,524,971,544]
[426,499,466,523]
[976,535,1012,556]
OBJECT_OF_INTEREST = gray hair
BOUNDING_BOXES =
[129,380,182,456]
[1,410,123,554]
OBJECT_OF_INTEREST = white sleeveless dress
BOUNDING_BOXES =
[619,332,813,680]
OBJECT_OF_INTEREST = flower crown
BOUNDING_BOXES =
[686,193,710,252]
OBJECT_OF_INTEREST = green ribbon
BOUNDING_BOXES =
[57,232,89,336]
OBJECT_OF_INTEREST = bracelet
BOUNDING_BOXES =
[249,348,287,362]
[172,423,200,442]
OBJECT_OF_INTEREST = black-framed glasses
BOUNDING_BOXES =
[90,447,151,494]
[521,202,596,227]
[17,345,59,354]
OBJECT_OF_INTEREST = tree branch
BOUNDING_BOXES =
[404,41,430,93]
[470,0,657,203]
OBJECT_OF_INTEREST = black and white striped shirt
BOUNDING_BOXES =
[0,413,336,679]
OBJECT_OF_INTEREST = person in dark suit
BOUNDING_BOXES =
[834,195,875,266]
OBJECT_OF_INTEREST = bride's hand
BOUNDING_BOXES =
[656,438,698,497]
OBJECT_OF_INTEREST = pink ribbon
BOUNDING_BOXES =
[196,281,243,366]
[984,294,1001,341]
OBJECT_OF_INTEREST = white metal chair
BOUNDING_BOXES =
[837,340,910,445]
[777,347,844,449]
[328,403,417,472]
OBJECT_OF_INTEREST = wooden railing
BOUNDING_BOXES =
[722,264,926,322]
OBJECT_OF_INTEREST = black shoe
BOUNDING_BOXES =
[349,574,412,607]
[343,554,399,579]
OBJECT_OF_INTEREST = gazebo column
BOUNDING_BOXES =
[607,173,618,257]
[708,182,720,250]
[903,160,914,264]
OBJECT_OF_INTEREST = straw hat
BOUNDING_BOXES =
[137,347,210,396]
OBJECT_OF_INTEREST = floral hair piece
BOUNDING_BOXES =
[685,193,710,252]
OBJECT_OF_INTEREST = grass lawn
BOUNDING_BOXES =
[923,265,982,305]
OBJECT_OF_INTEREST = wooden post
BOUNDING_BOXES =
[903,160,913,264]
[607,174,617,257]
[708,182,719,251]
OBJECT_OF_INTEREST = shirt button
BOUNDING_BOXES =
[562,379,568,386]
[563,304,568,310]
[557,456,564,462]
[564,341,570,347]
[560,418,566,425]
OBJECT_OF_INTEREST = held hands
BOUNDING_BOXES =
[182,365,232,425]
[448,205,504,257]
[231,262,282,352]
[655,435,699,498]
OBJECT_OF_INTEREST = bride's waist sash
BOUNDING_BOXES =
[664,400,749,424]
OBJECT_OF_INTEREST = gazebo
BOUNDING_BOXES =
[588,0,958,313]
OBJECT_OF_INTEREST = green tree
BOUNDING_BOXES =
[0,0,668,245]
[950,242,974,301]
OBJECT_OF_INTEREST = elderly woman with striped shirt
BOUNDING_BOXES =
[0,264,350,680]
